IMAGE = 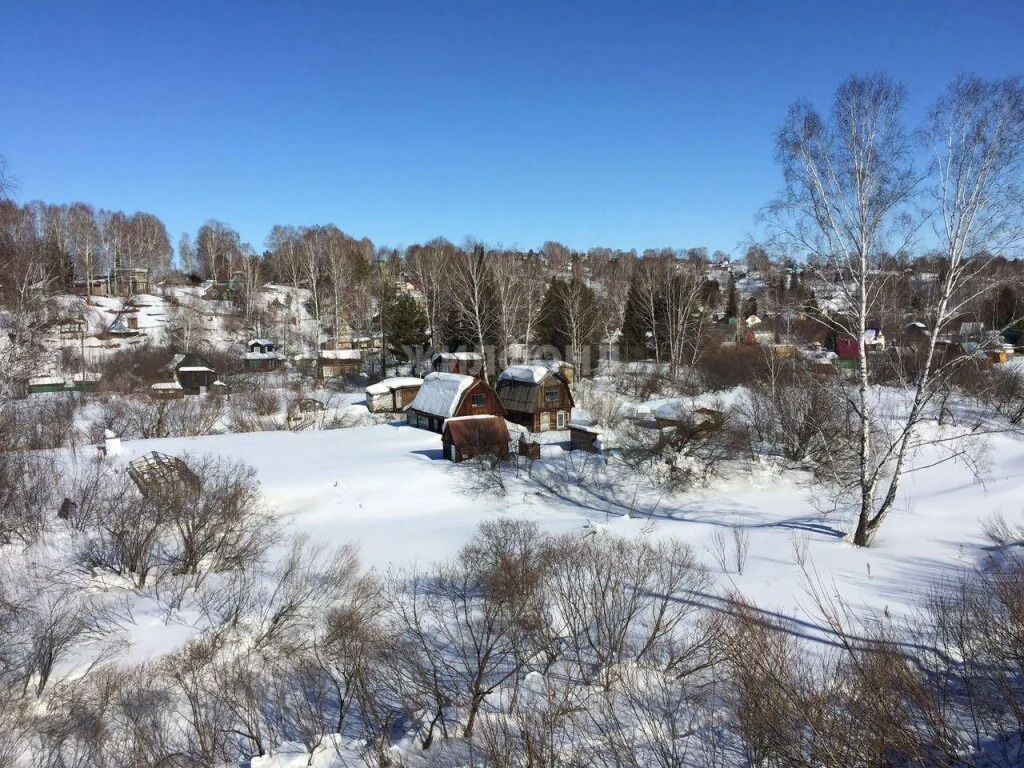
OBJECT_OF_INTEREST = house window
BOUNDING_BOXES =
[556,411,566,429]
[545,386,559,402]
[471,393,485,408]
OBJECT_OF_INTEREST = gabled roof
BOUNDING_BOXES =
[495,366,573,415]
[168,352,213,371]
[407,372,476,418]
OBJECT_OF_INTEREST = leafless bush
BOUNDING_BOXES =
[546,534,714,689]
[982,364,1024,424]
[91,393,224,440]
[251,535,370,652]
[791,532,811,569]
[924,557,1024,765]
[385,520,551,746]
[709,528,750,576]
[160,454,275,579]
[4,566,118,697]
[76,454,274,590]
[742,355,857,474]
[99,342,174,393]
[571,378,628,428]
[697,344,769,391]
[0,396,79,451]
[34,664,183,768]
[250,387,281,417]
[0,449,58,544]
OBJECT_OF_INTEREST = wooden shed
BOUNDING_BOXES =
[406,372,504,433]
[27,375,67,395]
[495,364,574,432]
[365,377,423,413]
[165,352,217,395]
[319,349,363,379]
[442,415,510,463]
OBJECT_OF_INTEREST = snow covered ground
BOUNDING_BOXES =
[98,416,1024,655]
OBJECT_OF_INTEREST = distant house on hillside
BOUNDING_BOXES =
[406,372,504,433]
[243,339,286,372]
[442,415,510,463]
[432,351,485,376]
[319,349,362,379]
[365,377,423,413]
[495,364,574,432]
[153,352,218,396]
[73,276,108,298]
[112,267,150,296]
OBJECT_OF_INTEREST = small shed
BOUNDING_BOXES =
[27,375,67,395]
[495,364,574,432]
[69,372,102,393]
[319,349,363,379]
[164,352,217,395]
[442,415,510,463]
[244,339,286,372]
[406,372,504,433]
[365,377,423,413]
[151,381,185,399]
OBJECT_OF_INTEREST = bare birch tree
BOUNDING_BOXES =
[768,73,1024,546]
[767,74,919,547]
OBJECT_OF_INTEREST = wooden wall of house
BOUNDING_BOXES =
[451,380,503,420]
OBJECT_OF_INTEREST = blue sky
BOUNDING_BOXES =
[2,1,1022,255]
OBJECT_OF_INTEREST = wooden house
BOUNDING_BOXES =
[495,364,574,432]
[442,415,510,463]
[319,349,363,379]
[112,267,150,296]
[406,372,504,433]
[165,352,217,395]
[243,339,286,372]
[432,351,485,376]
[364,377,423,413]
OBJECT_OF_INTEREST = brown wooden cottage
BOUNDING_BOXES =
[405,372,504,433]
[495,364,574,432]
[442,415,511,463]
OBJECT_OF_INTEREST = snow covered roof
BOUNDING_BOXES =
[407,372,476,418]
[498,364,552,385]
[178,366,214,372]
[151,381,183,390]
[248,338,274,347]
[28,376,65,387]
[243,351,286,360]
[365,376,423,395]
[320,349,362,360]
